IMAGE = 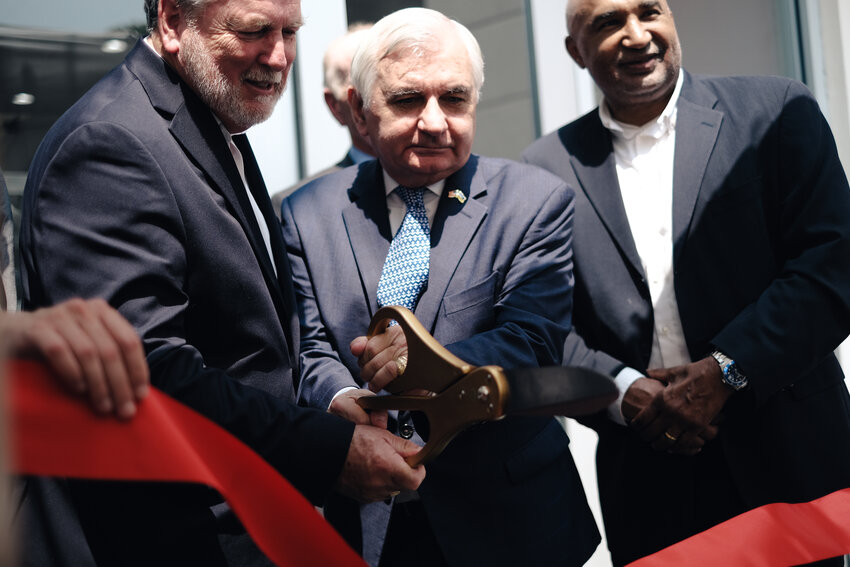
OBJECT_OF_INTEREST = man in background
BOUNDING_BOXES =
[272,23,375,216]
[522,0,850,564]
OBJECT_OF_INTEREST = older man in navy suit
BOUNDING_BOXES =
[19,0,425,565]
[281,8,599,567]
[522,0,850,564]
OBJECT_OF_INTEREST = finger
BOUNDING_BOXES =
[25,319,87,394]
[71,301,138,419]
[627,399,660,433]
[369,409,389,430]
[387,438,426,491]
[699,424,720,442]
[645,367,671,383]
[357,331,395,369]
[650,427,681,451]
[366,358,403,393]
[667,429,704,455]
[358,342,395,384]
[329,393,373,424]
[349,335,368,358]
[390,436,424,459]
[96,302,149,401]
[640,403,677,446]
[35,304,114,415]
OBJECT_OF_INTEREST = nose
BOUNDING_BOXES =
[418,97,447,135]
[263,34,290,71]
[622,16,651,49]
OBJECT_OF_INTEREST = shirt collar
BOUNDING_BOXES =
[348,146,374,164]
[599,70,684,141]
[382,170,445,199]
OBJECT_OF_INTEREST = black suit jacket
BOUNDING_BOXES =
[523,71,850,564]
[20,40,353,566]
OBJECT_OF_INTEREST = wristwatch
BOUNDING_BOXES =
[710,350,748,391]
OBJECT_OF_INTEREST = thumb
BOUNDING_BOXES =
[388,435,423,459]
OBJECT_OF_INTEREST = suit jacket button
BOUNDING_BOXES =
[400,423,415,439]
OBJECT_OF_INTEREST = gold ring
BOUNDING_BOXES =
[395,354,408,375]
[389,491,400,498]
[664,431,678,443]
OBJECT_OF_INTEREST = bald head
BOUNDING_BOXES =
[564,0,681,125]
[323,23,372,102]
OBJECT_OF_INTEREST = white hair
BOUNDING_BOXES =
[350,7,485,109]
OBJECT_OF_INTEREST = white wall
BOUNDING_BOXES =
[810,0,850,395]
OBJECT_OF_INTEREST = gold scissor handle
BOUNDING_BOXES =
[364,305,473,394]
[356,306,509,466]
[358,366,510,466]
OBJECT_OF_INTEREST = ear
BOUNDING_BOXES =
[324,88,347,126]
[348,87,369,138]
[565,36,586,69]
[158,0,185,55]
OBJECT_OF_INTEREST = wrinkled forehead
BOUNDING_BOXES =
[378,36,473,85]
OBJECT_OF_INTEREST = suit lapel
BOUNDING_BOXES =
[415,156,487,332]
[234,135,298,355]
[564,115,644,278]
[169,104,277,280]
[672,73,723,266]
[342,162,392,319]
[130,43,292,330]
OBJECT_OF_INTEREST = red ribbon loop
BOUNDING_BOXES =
[7,360,365,567]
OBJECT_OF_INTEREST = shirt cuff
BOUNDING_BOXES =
[607,366,645,426]
[329,386,359,410]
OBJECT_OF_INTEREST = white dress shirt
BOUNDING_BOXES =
[599,72,690,423]
[222,126,278,277]
[382,171,445,235]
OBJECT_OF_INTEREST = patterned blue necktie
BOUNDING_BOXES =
[377,186,430,311]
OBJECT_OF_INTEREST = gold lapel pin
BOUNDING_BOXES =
[448,189,467,204]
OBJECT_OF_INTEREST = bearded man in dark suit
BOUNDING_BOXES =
[19,0,424,565]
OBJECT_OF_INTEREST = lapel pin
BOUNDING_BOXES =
[448,189,467,204]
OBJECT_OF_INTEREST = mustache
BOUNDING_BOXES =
[243,70,284,85]
[619,47,664,63]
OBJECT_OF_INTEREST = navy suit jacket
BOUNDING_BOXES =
[20,40,353,566]
[281,156,600,566]
[523,71,850,563]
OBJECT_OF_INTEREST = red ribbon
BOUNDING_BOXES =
[7,360,366,567]
[627,486,850,566]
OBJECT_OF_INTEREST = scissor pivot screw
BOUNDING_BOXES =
[477,385,491,402]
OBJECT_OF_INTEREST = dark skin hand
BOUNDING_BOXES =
[623,357,733,455]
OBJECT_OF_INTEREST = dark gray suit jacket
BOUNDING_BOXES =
[271,151,357,220]
[20,40,353,566]
[523,71,850,564]
[281,156,600,567]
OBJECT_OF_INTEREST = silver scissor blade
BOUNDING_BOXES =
[503,366,618,417]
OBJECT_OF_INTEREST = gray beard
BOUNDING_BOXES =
[179,28,281,131]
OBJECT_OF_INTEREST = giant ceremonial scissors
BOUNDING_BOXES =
[357,305,618,466]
